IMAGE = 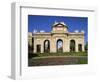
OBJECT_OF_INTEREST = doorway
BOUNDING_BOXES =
[36,44,41,53]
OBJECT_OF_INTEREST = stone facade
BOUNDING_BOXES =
[28,22,85,53]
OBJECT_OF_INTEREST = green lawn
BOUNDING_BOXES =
[28,52,88,66]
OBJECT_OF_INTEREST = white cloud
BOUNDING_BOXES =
[33,29,37,33]
[40,30,45,33]
[74,30,79,33]
[81,30,85,33]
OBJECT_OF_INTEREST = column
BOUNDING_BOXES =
[50,40,52,53]
[76,41,78,52]
[41,43,44,53]
[63,39,66,52]
[63,39,68,52]
[33,39,36,53]
[82,43,85,52]
[50,38,56,53]
[67,39,70,52]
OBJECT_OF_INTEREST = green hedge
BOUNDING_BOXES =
[29,52,87,59]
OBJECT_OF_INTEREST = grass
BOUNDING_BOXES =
[77,57,88,64]
[28,52,88,66]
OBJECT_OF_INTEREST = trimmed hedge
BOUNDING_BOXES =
[29,52,87,59]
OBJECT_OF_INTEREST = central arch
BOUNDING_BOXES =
[70,40,76,52]
[56,39,63,52]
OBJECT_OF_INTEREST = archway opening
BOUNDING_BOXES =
[70,40,75,52]
[57,39,63,52]
[36,44,41,53]
[44,40,50,53]
[78,44,82,52]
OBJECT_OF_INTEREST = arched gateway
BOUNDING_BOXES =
[57,39,63,52]
[28,22,85,53]
[44,40,50,53]
[70,40,76,52]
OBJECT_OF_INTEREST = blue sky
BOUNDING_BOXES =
[28,15,88,44]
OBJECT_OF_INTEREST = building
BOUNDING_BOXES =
[28,22,85,53]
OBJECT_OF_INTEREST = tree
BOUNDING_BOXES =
[85,42,88,52]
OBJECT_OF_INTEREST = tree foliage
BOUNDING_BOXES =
[85,42,88,52]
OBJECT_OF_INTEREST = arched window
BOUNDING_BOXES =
[57,39,63,52]
[78,44,82,52]
[70,40,75,52]
[44,40,50,53]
